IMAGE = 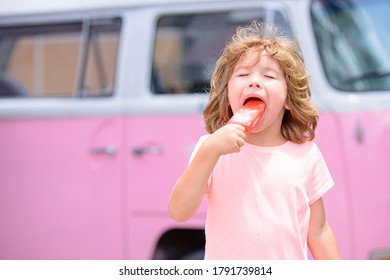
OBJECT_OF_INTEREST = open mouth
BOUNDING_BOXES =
[243,96,264,106]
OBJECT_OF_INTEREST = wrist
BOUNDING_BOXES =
[199,138,222,160]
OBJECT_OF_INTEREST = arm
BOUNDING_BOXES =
[308,198,341,259]
[168,124,246,222]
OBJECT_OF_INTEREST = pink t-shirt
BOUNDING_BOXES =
[192,136,334,260]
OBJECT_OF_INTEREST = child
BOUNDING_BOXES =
[168,21,340,260]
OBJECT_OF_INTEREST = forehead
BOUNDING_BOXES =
[236,49,281,71]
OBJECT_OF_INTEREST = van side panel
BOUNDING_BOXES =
[0,117,124,259]
[314,113,354,259]
[336,110,390,259]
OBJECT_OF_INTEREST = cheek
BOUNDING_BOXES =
[268,84,288,111]
[227,84,240,112]
[273,82,288,103]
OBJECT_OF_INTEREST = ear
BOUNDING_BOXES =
[284,100,291,110]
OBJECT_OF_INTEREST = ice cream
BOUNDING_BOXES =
[228,99,265,133]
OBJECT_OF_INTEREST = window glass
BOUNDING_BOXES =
[83,18,121,97]
[152,9,292,94]
[311,0,390,92]
[0,18,121,98]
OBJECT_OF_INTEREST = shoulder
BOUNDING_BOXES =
[194,134,210,150]
[282,141,328,171]
[198,134,210,143]
[189,134,210,162]
[285,141,322,158]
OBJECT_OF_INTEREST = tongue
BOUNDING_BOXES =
[228,100,265,133]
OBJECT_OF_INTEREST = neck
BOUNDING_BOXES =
[245,130,287,147]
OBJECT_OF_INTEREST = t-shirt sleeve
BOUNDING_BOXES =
[189,135,209,163]
[189,135,213,193]
[308,144,334,205]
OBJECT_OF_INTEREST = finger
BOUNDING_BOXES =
[238,130,246,139]
[230,123,245,132]
[236,139,245,148]
[233,142,241,153]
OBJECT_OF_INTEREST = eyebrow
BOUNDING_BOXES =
[234,65,283,76]
[262,66,283,76]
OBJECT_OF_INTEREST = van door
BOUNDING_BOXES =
[0,17,124,259]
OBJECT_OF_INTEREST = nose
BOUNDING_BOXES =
[248,75,263,89]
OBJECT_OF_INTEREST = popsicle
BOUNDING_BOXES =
[228,99,265,133]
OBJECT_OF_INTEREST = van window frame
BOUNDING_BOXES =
[0,17,121,98]
[150,6,293,95]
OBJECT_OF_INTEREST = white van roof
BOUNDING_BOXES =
[0,0,238,17]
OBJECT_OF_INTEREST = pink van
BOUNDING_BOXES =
[0,0,389,260]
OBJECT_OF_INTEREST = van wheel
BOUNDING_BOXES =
[180,249,205,260]
[153,229,205,260]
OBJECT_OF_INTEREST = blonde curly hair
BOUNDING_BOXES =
[203,20,318,144]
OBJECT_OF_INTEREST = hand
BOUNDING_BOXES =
[204,124,246,156]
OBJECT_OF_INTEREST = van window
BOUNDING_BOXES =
[152,9,292,94]
[311,0,390,92]
[0,18,120,97]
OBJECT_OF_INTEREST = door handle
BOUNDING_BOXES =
[90,145,118,156]
[131,145,162,157]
